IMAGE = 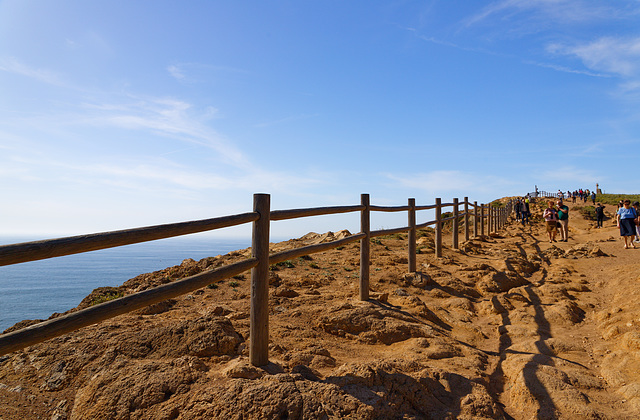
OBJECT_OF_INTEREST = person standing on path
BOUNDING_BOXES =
[633,202,640,243]
[522,197,530,225]
[543,200,559,243]
[616,199,637,249]
[595,203,605,228]
[556,200,569,242]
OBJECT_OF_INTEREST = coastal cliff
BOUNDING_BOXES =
[1,199,639,419]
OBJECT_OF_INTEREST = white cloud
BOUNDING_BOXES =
[548,37,640,78]
[166,62,249,83]
[80,96,248,167]
[525,60,610,78]
[167,65,185,80]
[0,56,65,86]
[464,0,627,28]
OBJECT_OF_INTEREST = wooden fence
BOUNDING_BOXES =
[0,194,514,365]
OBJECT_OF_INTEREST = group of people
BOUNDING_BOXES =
[557,189,596,204]
[543,199,570,243]
[541,192,639,249]
[616,200,640,249]
[514,197,531,225]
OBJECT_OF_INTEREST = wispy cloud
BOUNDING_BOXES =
[463,0,629,28]
[166,62,249,83]
[167,65,185,80]
[547,37,640,78]
[0,57,65,86]
[80,96,246,166]
[524,60,611,77]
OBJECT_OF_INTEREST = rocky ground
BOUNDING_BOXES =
[1,197,640,419]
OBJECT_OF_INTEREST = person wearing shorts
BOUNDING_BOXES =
[616,200,637,249]
[543,200,558,243]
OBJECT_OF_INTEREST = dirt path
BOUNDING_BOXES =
[486,198,640,418]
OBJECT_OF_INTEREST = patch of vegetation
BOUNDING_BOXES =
[575,205,596,220]
[381,233,406,240]
[229,281,239,288]
[298,255,313,261]
[276,260,295,268]
[207,283,218,289]
[336,246,345,250]
[371,239,383,246]
[89,289,124,306]
[416,228,433,238]
[594,193,640,206]
[309,262,320,269]
[344,267,353,272]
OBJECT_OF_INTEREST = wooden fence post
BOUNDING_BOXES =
[360,193,370,300]
[480,204,485,237]
[408,198,416,273]
[473,201,478,238]
[464,197,469,242]
[250,193,270,367]
[452,198,459,249]
[435,198,442,258]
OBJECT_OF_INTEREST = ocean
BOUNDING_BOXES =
[0,236,251,332]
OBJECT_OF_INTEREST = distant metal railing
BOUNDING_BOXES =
[0,194,514,365]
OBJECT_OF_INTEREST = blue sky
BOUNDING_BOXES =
[2,0,640,239]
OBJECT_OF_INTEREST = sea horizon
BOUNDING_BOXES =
[0,236,257,332]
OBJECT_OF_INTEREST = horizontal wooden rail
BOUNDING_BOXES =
[0,212,259,267]
[369,205,411,212]
[416,220,438,229]
[415,204,438,211]
[371,226,411,238]
[268,233,366,265]
[270,205,363,221]
[0,258,258,356]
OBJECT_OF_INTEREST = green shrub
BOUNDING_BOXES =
[575,205,596,220]
[275,260,295,268]
[89,289,124,306]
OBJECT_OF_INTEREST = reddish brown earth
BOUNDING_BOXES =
[1,197,640,419]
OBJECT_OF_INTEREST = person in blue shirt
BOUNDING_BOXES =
[616,199,638,249]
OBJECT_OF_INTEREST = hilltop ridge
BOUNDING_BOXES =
[1,198,640,419]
